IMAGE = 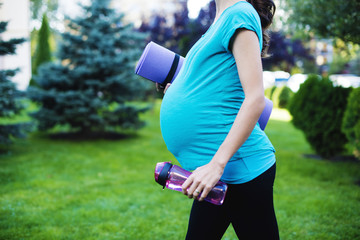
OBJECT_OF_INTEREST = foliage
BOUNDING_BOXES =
[1,103,360,239]
[180,0,216,55]
[262,31,314,72]
[288,75,351,158]
[28,0,150,134]
[32,14,52,77]
[329,39,360,75]
[342,88,360,159]
[139,0,315,73]
[0,21,31,145]
[264,86,276,100]
[285,0,360,44]
[30,0,58,21]
[0,71,30,145]
[138,0,190,55]
[0,22,24,55]
[348,54,360,76]
[272,86,293,109]
[138,0,216,56]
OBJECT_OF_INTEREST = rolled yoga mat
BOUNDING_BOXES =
[135,41,185,87]
[258,98,273,131]
[135,41,272,131]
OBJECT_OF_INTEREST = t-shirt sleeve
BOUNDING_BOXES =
[221,4,263,52]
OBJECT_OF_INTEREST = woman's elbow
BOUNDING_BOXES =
[257,95,266,111]
[246,94,266,114]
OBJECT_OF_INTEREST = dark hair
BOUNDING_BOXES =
[246,0,276,58]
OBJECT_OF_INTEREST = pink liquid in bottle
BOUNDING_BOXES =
[154,162,228,205]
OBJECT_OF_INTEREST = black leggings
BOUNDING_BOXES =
[185,163,279,240]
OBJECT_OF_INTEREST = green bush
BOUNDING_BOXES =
[264,86,277,100]
[272,86,294,108]
[288,74,351,158]
[342,88,360,160]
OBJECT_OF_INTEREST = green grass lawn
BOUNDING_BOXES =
[1,101,359,240]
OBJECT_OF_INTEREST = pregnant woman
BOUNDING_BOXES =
[159,0,279,239]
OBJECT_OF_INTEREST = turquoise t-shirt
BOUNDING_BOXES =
[160,1,275,184]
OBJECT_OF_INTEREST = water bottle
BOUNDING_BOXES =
[154,162,228,205]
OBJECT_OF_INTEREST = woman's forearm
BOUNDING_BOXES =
[211,95,265,168]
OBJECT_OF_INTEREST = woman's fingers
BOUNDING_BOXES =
[164,83,171,94]
[182,176,193,195]
[182,175,205,200]
[182,163,222,201]
[182,176,199,199]
[156,83,171,94]
[192,184,205,200]
[187,180,202,199]
[198,184,212,201]
[155,83,162,92]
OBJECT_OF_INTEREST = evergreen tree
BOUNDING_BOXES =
[0,22,30,145]
[29,0,148,134]
[32,13,52,76]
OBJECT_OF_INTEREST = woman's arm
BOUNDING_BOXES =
[156,82,171,94]
[182,29,265,201]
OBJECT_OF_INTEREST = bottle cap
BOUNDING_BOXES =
[154,162,173,189]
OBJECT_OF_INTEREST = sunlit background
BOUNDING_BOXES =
[1,0,359,91]
[0,0,359,239]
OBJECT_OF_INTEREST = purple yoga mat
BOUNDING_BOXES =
[135,41,185,85]
[135,41,273,130]
[258,98,273,131]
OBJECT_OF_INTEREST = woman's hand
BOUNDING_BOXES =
[181,160,224,201]
[156,83,171,94]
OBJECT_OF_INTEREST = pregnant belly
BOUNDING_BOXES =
[160,95,227,161]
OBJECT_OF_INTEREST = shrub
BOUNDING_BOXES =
[288,74,351,158]
[264,86,277,100]
[272,86,294,108]
[342,88,360,159]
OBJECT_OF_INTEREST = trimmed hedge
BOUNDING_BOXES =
[342,87,360,160]
[288,74,351,158]
[272,86,294,108]
[265,86,277,100]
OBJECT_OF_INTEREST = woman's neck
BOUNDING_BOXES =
[214,0,246,23]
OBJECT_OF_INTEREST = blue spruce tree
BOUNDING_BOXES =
[29,0,148,135]
[0,21,31,146]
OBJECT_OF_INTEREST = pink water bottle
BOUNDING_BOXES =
[154,162,228,205]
